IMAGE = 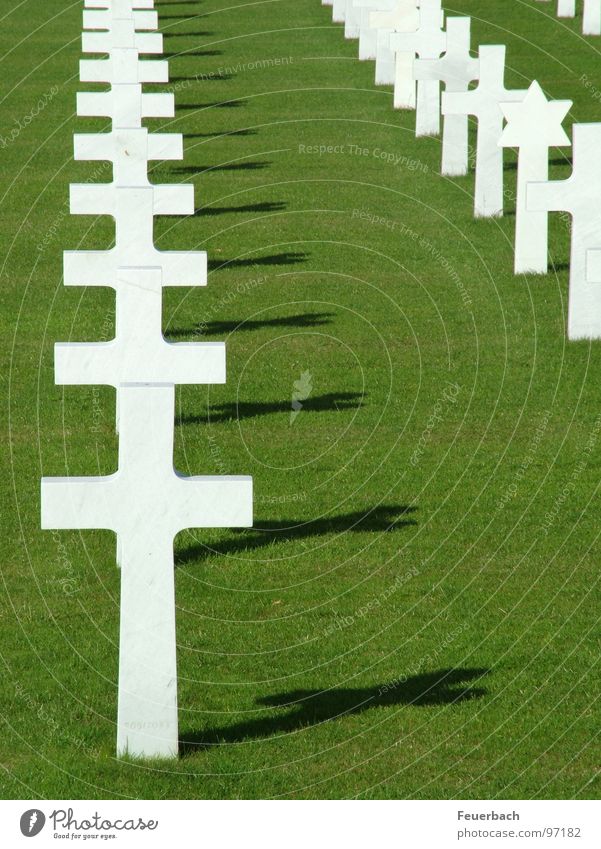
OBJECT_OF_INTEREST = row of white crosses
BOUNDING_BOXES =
[322,0,601,339]
[41,0,253,759]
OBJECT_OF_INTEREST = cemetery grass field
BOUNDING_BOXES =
[2,0,601,800]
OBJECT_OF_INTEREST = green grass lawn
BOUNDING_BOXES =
[1,0,600,799]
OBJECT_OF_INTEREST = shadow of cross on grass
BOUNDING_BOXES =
[180,391,364,425]
[195,201,287,217]
[172,162,271,176]
[180,668,488,753]
[207,252,308,271]
[167,312,335,339]
[176,504,417,566]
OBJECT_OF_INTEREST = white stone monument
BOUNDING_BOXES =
[557,0,576,15]
[345,0,361,37]
[414,16,479,175]
[583,0,601,34]
[389,0,446,133]
[332,0,347,22]
[354,0,391,61]
[371,0,419,97]
[442,45,527,217]
[499,80,572,274]
[528,123,601,339]
[42,0,253,760]
[42,386,252,758]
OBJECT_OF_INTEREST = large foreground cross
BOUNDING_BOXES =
[42,386,252,758]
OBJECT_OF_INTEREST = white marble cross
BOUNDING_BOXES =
[499,80,572,275]
[56,267,225,388]
[583,0,601,34]
[557,0,576,15]
[42,384,253,758]
[332,0,347,22]
[389,0,446,133]
[353,0,393,61]
[370,0,419,95]
[345,0,361,38]
[442,45,527,217]
[414,16,478,175]
[528,123,601,339]
[64,181,203,288]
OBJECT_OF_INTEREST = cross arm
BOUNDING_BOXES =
[84,0,155,8]
[80,55,169,84]
[69,184,194,218]
[76,90,174,122]
[63,249,206,288]
[441,89,475,117]
[41,475,120,532]
[83,9,158,30]
[73,130,183,165]
[82,30,163,55]
[527,178,577,215]
[171,476,254,534]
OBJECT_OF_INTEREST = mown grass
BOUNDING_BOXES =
[1,0,600,799]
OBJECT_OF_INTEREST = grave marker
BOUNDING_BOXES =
[529,123,601,339]
[442,45,527,217]
[414,16,478,174]
[499,80,571,274]
[389,0,446,133]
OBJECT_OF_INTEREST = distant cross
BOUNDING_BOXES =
[499,80,571,274]
[389,0,446,134]
[414,16,478,175]
[557,0,576,15]
[345,0,361,38]
[353,0,394,61]
[332,0,347,22]
[42,385,253,758]
[60,129,216,389]
[442,45,527,217]
[64,181,202,289]
[528,123,601,339]
[583,0,601,35]
[370,0,419,99]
